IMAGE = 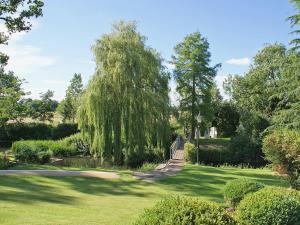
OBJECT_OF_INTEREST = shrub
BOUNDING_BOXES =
[199,148,228,165]
[12,139,80,163]
[223,178,264,208]
[134,195,236,225]
[144,147,164,163]
[12,141,51,164]
[125,148,144,168]
[236,187,300,225]
[263,129,300,189]
[184,142,196,163]
[51,123,78,140]
[138,162,157,172]
[0,152,9,169]
[63,133,90,156]
[50,141,77,157]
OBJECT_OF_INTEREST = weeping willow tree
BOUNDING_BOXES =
[78,21,170,166]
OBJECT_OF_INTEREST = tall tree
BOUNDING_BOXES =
[0,68,25,125]
[31,90,58,122]
[0,0,44,66]
[288,0,300,51]
[171,32,220,138]
[78,21,170,166]
[58,73,83,122]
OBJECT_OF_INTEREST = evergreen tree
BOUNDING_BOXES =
[171,32,220,138]
[288,0,300,51]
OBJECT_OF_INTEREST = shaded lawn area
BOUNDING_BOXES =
[0,164,288,225]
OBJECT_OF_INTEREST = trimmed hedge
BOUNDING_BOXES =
[134,195,236,225]
[236,187,300,225]
[224,178,264,208]
[0,123,79,146]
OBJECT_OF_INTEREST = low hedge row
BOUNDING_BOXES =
[12,138,81,164]
[184,141,229,165]
[0,123,78,146]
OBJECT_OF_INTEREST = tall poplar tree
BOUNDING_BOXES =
[171,32,220,138]
[78,21,170,166]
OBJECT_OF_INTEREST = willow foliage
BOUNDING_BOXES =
[78,21,170,165]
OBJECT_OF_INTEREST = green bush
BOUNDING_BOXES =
[12,139,79,163]
[12,141,51,164]
[199,148,228,165]
[184,142,196,163]
[50,141,77,157]
[223,178,264,208]
[125,148,144,168]
[263,129,300,189]
[0,152,9,169]
[236,187,300,225]
[134,195,236,225]
[63,133,90,156]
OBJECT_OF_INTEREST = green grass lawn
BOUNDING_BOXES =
[0,164,288,225]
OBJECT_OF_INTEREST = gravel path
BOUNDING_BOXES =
[0,170,119,179]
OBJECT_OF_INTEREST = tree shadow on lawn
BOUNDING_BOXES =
[0,175,160,205]
[0,176,75,205]
[157,165,288,203]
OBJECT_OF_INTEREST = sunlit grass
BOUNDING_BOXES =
[0,164,288,225]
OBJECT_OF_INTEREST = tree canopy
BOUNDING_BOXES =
[0,0,44,66]
[171,32,220,138]
[78,21,170,166]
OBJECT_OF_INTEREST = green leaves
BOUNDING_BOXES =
[78,21,170,165]
[172,32,220,137]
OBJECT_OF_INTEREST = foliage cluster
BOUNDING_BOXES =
[11,136,85,163]
[0,152,10,169]
[223,178,264,208]
[134,195,236,225]
[184,142,196,163]
[236,187,300,225]
[78,22,170,167]
[172,32,220,138]
[57,73,83,122]
[263,129,300,189]
[0,123,78,146]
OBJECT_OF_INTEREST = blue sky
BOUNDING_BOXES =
[1,0,297,103]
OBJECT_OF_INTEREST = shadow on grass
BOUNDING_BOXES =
[157,165,288,203]
[0,175,160,205]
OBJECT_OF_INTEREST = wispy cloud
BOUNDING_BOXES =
[225,57,250,66]
[0,21,56,75]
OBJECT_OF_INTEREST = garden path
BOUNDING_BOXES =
[133,149,185,182]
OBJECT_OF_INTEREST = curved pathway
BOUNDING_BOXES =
[0,170,119,179]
